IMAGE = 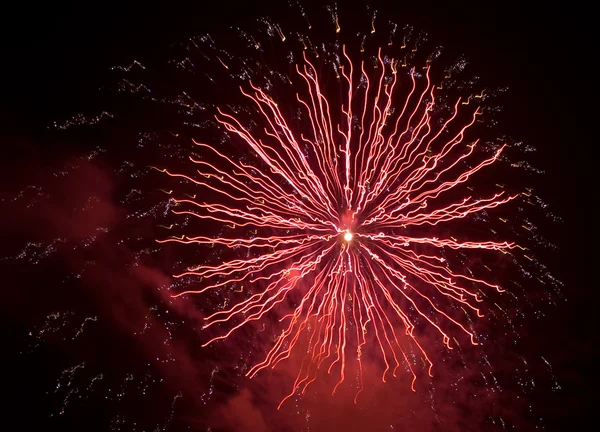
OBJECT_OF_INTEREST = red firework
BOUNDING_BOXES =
[158,45,520,407]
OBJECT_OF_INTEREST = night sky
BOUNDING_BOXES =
[1,2,592,431]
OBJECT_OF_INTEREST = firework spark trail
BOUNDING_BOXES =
[158,41,522,407]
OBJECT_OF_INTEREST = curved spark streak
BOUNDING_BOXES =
[160,46,518,406]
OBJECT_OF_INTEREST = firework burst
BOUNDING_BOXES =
[156,10,532,408]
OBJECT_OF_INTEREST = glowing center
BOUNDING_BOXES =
[343,231,353,242]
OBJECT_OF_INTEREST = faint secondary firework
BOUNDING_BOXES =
[144,3,560,408]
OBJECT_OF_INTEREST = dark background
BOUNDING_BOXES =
[1,1,592,430]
